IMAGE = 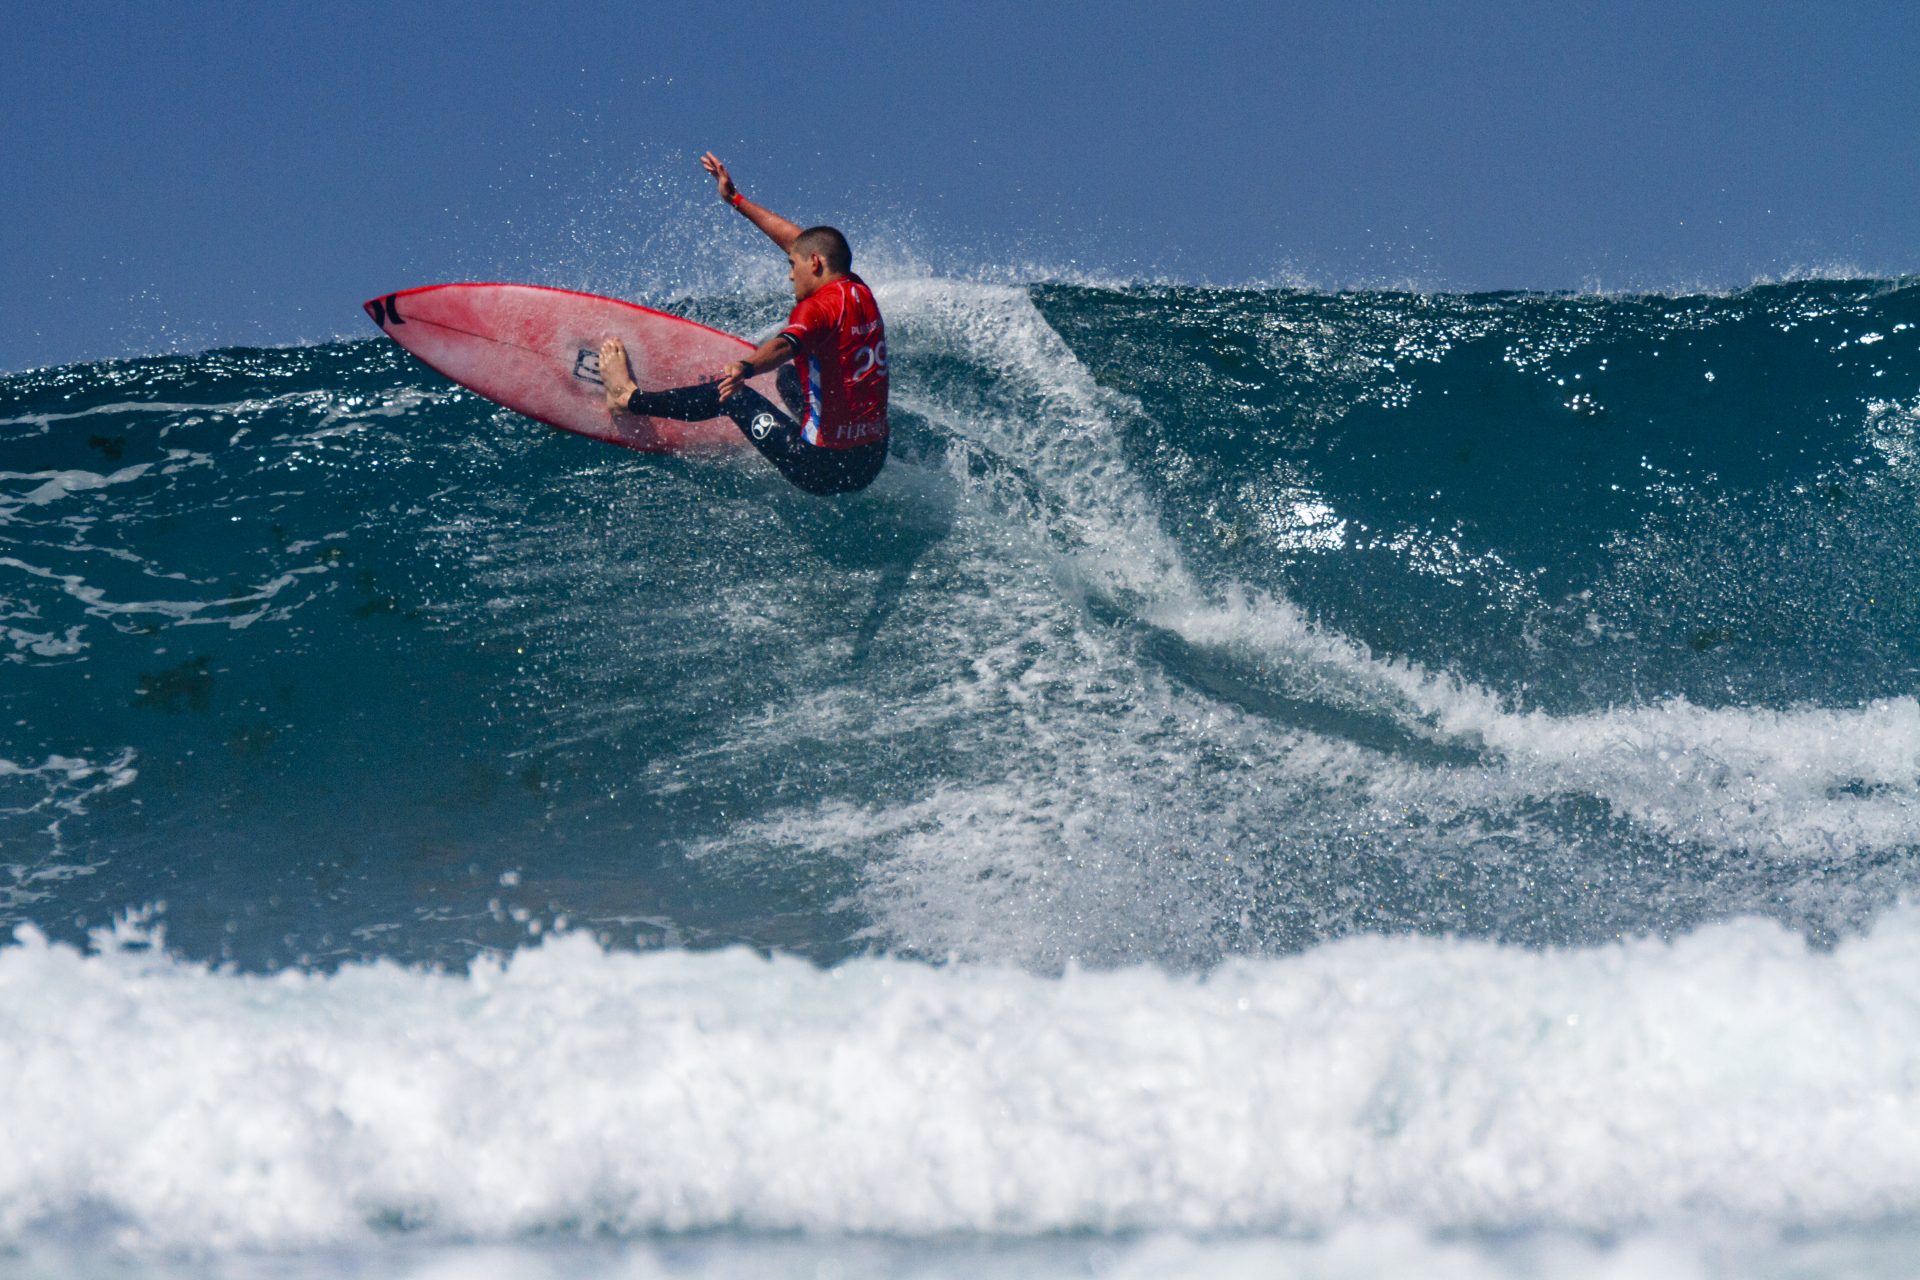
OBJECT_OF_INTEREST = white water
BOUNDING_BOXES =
[12,1223,1920,1280]
[4,906,1918,1255]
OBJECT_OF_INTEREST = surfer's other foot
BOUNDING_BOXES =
[600,338,637,412]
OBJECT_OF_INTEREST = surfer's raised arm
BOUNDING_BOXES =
[702,153,802,252]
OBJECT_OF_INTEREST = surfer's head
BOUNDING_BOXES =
[787,226,852,299]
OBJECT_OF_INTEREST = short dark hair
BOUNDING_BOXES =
[793,225,852,274]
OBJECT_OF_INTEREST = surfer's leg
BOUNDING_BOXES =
[600,336,795,426]
[713,388,885,496]
[599,337,730,422]
[789,440,887,495]
[715,385,804,459]
[597,335,879,495]
[776,364,805,419]
[622,383,724,421]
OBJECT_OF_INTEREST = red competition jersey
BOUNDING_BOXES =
[779,275,889,448]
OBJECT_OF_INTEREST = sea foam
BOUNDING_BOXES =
[3,907,1917,1253]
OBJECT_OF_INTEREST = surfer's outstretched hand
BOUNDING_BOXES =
[701,152,738,204]
[599,338,638,413]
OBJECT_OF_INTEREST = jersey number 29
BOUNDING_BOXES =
[851,340,888,380]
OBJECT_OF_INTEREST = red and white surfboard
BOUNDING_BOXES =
[363,283,771,453]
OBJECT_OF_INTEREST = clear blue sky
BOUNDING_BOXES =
[6,1,1918,370]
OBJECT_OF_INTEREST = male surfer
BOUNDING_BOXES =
[599,153,889,496]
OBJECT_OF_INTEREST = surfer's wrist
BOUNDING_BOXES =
[729,190,746,209]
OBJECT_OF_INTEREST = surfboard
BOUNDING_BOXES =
[362,283,770,453]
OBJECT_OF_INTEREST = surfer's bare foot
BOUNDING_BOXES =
[599,338,637,412]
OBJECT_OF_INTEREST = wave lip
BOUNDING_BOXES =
[4,909,1920,1252]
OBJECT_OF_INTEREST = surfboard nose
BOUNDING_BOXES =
[363,293,405,329]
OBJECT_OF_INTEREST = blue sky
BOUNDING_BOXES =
[6,1,1918,370]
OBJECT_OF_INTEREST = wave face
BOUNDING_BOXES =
[4,277,1920,1267]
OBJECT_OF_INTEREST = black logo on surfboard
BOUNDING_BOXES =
[572,349,604,385]
[362,294,405,327]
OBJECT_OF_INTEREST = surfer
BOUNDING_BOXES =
[600,153,889,496]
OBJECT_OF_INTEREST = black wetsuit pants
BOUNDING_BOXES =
[625,369,886,496]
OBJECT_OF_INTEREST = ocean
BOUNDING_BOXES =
[3,274,1918,1277]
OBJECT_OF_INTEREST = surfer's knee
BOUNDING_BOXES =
[776,365,804,418]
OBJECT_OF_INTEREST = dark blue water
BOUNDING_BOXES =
[3,277,1919,1274]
